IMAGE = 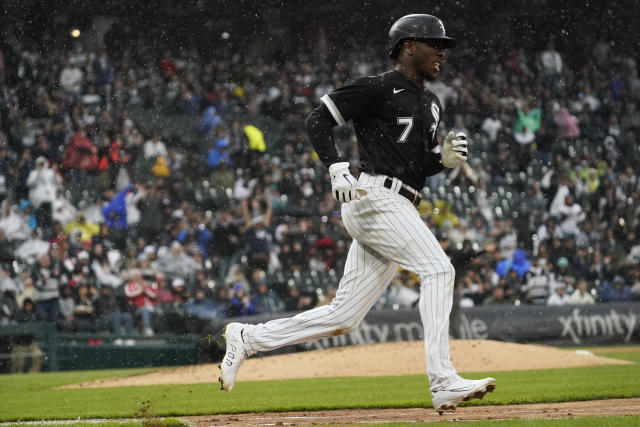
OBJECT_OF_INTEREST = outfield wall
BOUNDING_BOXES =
[228,302,640,352]
[2,303,638,372]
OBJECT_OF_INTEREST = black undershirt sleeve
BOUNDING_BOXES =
[425,150,446,177]
[305,103,341,168]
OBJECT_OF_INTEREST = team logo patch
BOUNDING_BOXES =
[438,19,445,34]
[429,101,440,136]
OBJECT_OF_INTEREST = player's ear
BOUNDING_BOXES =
[404,41,413,56]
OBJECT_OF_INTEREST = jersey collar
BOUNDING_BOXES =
[389,69,423,92]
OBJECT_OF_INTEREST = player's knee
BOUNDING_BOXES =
[419,261,455,283]
[330,318,360,336]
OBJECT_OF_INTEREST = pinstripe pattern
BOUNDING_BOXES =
[244,172,459,391]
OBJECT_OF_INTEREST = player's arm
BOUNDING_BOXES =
[305,104,341,168]
[305,78,375,202]
[424,145,447,177]
[305,104,360,203]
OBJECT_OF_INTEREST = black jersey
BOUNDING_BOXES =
[314,69,445,190]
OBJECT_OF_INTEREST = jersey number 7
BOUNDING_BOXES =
[397,116,414,143]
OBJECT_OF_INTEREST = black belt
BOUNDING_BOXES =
[383,177,422,208]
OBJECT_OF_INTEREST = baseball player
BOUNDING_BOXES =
[219,14,496,413]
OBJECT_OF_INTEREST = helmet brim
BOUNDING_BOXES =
[389,36,457,59]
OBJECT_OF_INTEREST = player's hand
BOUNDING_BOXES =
[441,131,468,168]
[329,162,361,203]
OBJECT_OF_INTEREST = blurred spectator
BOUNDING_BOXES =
[537,39,563,78]
[211,286,230,316]
[481,111,502,143]
[570,278,596,305]
[207,138,231,170]
[0,230,13,264]
[58,285,75,331]
[555,194,585,237]
[151,156,170,178]
[0,289,18,324]
[495,248,531,281]
[521,257,553,304]
[143,134,167,159]
[91,244,122,288]
[385,273,419,309]
[26,156,58,230]
[211,208,243,279]
[199,105,222,135]
[157,241,200,283]
[15,229,50,264]
[62,129,98,199]
[601,276,636,303]
[251,280,284,313]
[170,277,189,308]
[0,203,30,242]
[124,270,157,335]
[31,253,68,323]
[547,284,571,306]
[94,285,133,335]
[483,286,510,305]
[72,284,95,332]
[229,283,256,317]
[186,288,218,320]
[553,108,580,139]
[11,299,44,373]
[64,213,100,243]
[240,198,272,271]
[59,60,83,96]
[51,189,77,226]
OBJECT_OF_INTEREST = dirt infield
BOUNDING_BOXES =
[65,340,630,389]
[185,398,640,425]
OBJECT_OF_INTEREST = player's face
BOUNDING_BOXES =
[412,39,446,81]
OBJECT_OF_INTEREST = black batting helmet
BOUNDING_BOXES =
[388,14,456,59]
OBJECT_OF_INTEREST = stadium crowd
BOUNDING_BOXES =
[0,7,639,341]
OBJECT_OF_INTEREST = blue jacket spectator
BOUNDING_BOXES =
[229,284,256,317]
[601,276,636,302]
[199,106,222,134]
[102,184,132,230]
[496,249,531,280]
[253,281,285,314]
[176,226,212,258]
[186,288,220,320]
[207,138,231,169]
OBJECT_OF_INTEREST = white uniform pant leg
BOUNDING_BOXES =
[388,209,458,392]
[244,239,398,353]
[341,181,458,392]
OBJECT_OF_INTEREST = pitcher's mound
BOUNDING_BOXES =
[65,340,630,389]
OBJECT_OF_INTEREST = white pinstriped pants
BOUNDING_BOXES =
[243,172,459,391]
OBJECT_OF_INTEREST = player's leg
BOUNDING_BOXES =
[219,238,398,391]
[344,176,495,411]
[339,184,458,389]
[245,240,398,350]
[381,202,496,411]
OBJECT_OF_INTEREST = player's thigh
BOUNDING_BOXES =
[331,239,399,311]
[343,194,449,276]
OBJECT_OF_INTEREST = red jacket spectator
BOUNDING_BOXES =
[124,273,157,309]
[63,130,98,171]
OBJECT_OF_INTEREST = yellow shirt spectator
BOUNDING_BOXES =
[63,214,100,242]
[244,125,266,152]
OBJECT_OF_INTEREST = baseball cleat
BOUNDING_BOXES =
[432,377,496,415]
[218,323,249,392]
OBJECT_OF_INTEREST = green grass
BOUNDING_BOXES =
[0,419,188,427]
[0,348,638,422]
